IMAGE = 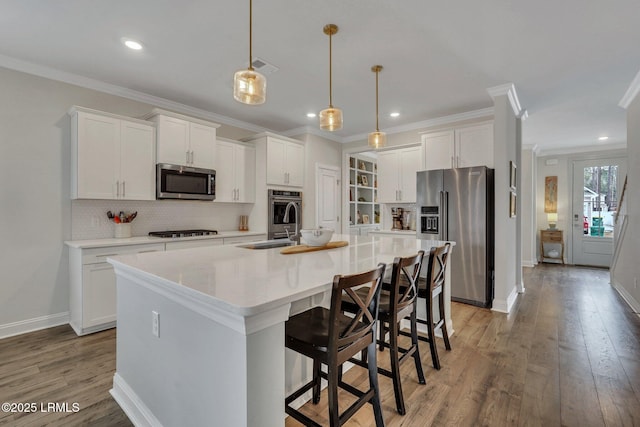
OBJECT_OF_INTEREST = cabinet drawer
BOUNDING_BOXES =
[165,239,223,250]
[82,243,165,265]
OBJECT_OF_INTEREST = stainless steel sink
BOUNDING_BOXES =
[238,240,294,250]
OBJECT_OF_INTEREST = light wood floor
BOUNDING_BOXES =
[1,264,639,426]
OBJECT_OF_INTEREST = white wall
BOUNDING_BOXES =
[492,95,518,313]
[0,67,257,336]
[612,84,640,311]
[520,146,538,267]
[293,133,342,229]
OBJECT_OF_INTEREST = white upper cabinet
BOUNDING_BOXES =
[377,145,423,203]
[265,137,304,187]
[70,107,155,200]
[215,139,256,203]
[422,122,494,170]
[147,109,220,169]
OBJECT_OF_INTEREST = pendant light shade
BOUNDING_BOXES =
[368,65,386,148]
[319,24,342,131]
[233,0,266,105]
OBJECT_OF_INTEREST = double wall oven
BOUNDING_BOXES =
[268,190,302,240]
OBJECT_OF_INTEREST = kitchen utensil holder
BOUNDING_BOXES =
[114,223,132,238]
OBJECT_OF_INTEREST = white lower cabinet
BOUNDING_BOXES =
[69,243,164,336]
[68,234,268,335]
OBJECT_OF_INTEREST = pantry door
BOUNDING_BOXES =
[571,157,625,267]
[316,164,340,230]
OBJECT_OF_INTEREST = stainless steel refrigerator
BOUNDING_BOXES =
[417,166,494,307]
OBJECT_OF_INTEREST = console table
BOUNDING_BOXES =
[540,229,564,264]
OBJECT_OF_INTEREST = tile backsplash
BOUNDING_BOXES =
[72,199,256,240]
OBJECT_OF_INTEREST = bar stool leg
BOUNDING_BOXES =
[388,319,406,415]
[327,363,340,427]
[438,292,451,351]
[410,310,426,384]
[312,359,321,404]
[367,339,385,427]
[426,297,441,370]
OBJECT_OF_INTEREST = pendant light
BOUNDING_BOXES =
[319,24,343,131]
[368,65,386,148]
[233,0,266,105]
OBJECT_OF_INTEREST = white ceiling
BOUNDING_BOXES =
[1,0,638,152]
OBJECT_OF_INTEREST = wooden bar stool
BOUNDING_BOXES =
[400,243,452,370]
[285,264,386,427]
[342,251,426,415]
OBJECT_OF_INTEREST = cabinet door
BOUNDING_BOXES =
[82,263,117,328]
[285,142,304,187]
[189,122,216,169]
[236,145,256,202]
[456,123,493,168]
[156,115,189,165]
[120,121,155,200]
[376,150,400,203]
[266,138,287,185]
[423,130,454,170]
[76,112,119,199]
[398,146,422,203]
[214,140,237,202]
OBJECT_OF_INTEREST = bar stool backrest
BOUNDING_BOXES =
[330,263,386,354]
[426,243,451,294]
[389,251,425,319]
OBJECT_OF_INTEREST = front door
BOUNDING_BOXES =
[571,157,626,267]
[316,165,340,230]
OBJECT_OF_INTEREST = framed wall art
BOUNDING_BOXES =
[544,176,558,213]
[510,161,517,190]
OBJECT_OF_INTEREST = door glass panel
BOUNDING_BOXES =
[582,165,618,238]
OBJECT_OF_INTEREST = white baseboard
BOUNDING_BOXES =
[491,286,518,314]
[522,258,537,268]
[611,279,640,315]
[111,373,162,427]
[0,312,69,339]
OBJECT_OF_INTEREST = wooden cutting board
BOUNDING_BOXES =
[280,241,349,254]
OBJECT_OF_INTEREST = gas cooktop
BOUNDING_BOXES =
[148,229,218,238]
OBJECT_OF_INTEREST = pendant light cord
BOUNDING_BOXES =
[248,0,254,71]
[328,31,333,108]
[375,69,379,132]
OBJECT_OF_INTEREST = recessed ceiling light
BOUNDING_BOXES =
[123,39,143,50]
[390,112,400,118]
[306,113,316,118]
[598,136,609,141]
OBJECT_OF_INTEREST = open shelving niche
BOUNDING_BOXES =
[349,154,380,230]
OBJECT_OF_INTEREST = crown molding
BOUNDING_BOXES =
[0,53,270,134]
[487,83,523,117]
[522,144,539,154]
[620,69,640,109]
[341,107,494,144]
[281,126,344,143]
[536,142,627,157]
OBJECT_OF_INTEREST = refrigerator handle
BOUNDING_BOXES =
[440,190,449,241]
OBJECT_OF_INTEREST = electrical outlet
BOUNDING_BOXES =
[152,311,160,337]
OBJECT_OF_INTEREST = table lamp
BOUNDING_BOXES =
[547,212,558,229]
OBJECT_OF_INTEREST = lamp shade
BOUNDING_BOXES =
[368,131,386,149]
[547,212,558,229]
[233,69,266,105]
[319,107,343,131]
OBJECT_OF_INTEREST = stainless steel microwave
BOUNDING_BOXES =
[156,163,216,201]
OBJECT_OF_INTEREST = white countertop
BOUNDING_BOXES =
[108,234,454,317]
[64,230,266,248]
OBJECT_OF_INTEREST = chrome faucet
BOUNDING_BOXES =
[283,201,301,245]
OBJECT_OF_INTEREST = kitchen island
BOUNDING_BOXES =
[107,234,454,427]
